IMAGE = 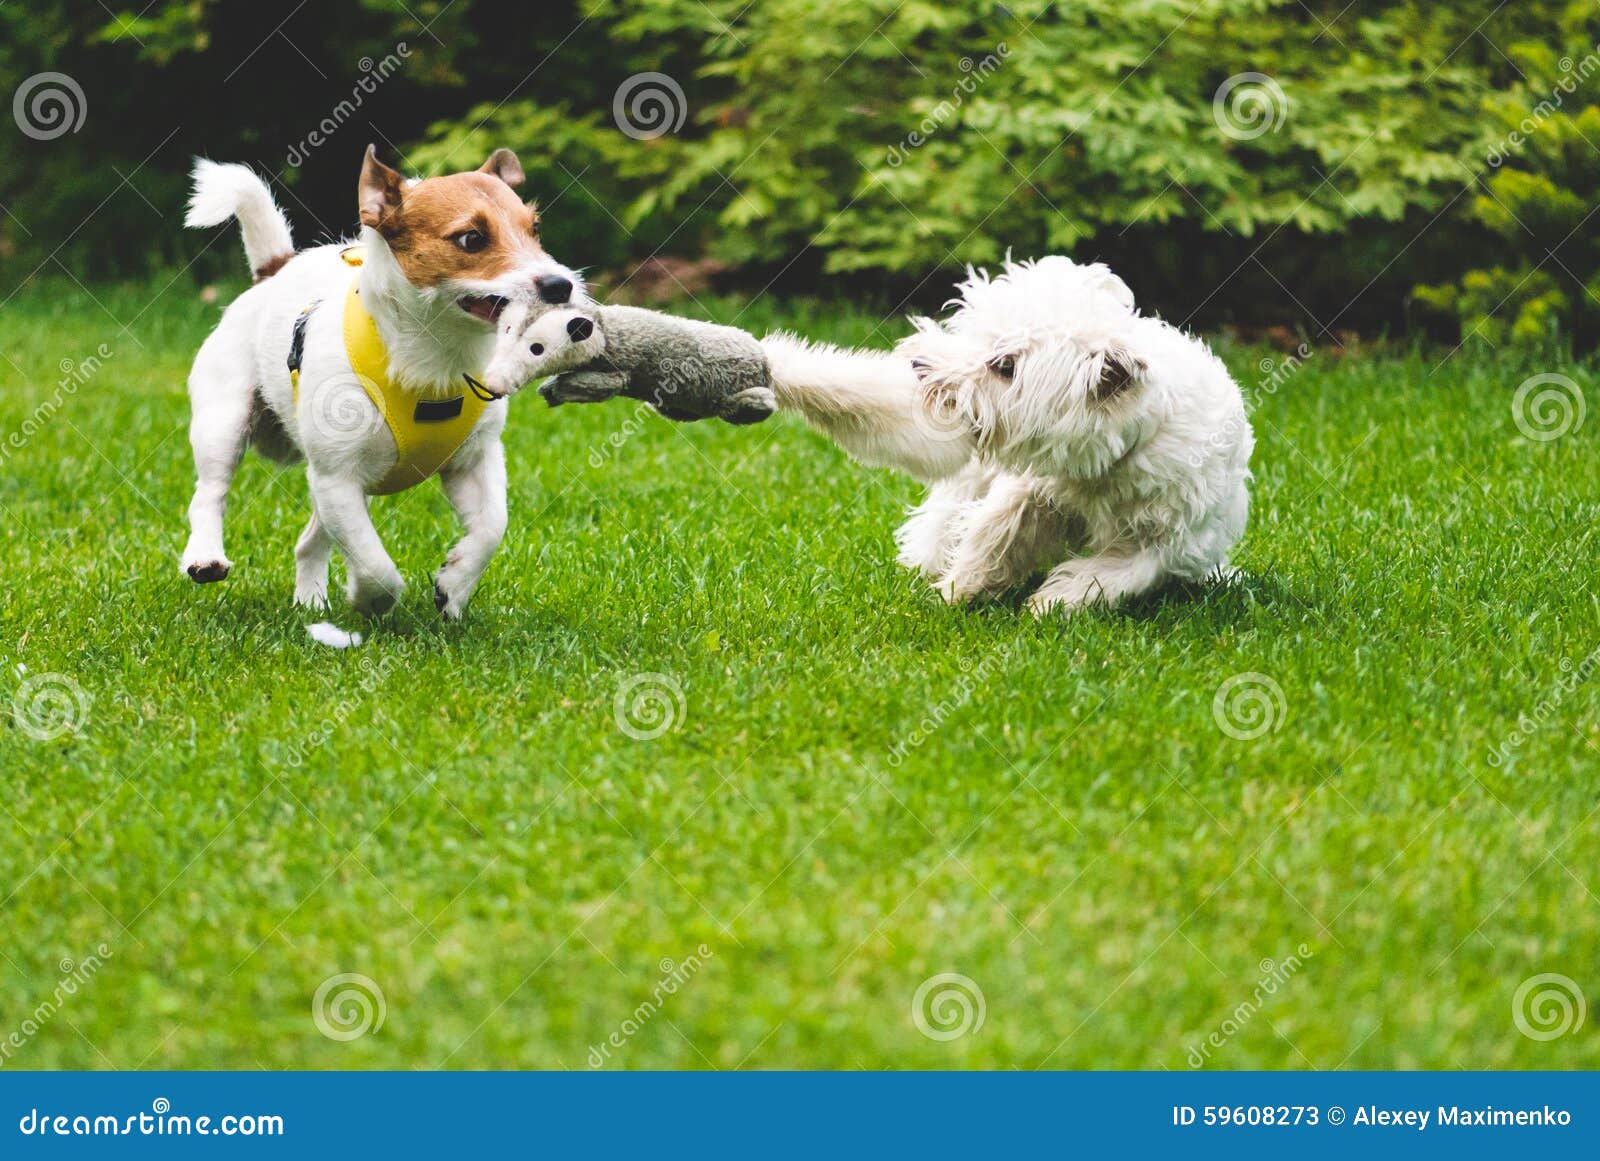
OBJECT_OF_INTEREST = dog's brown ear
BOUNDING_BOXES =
[478,148,525,189]
[1093,347,1147,401]
[358,144,404,230]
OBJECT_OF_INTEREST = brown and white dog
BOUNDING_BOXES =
[180,146,583,618]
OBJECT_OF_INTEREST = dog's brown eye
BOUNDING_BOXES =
[991,356,1016,379]
[453,229,488,253]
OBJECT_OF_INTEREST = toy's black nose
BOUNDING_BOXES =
[535,274,573,304]
[566,316,595,342]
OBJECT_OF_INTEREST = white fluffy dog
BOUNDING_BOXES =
[762,257,1253,614]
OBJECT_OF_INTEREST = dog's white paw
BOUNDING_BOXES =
[182,553,233,584]
[347,570,404,618]
[294,582,330,611]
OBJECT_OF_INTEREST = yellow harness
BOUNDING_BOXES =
[291,246,492,496]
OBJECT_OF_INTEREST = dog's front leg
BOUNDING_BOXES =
[935,474,1068,605]
[433,439,508,620]
[308,470,405,617]
[1027,546,1167,616]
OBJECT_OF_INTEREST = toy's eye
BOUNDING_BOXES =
[991,356,1016,379]
[530,343,545,356]
[452,229,489,253]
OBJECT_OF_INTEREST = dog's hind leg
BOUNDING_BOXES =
[1026,545,1167,616]
[180,334,254,583]
[293,511,334,610]
[433,439,508,620]
[308,472,404,617]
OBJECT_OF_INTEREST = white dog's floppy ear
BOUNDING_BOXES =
[1084,263,1136,312]
[1091,346,1147,401]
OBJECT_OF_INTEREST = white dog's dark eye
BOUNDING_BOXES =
[530,342,545,355]
[991,356,1016,379]
[452,229,489,253]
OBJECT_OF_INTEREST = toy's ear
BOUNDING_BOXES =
[358,144,404,230]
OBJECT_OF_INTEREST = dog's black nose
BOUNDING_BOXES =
[536,274,573,304]
[566,316,595,342]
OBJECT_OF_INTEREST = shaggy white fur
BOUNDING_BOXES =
[763,256,1253,615]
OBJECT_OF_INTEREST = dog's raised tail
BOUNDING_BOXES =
[185,159,295,281]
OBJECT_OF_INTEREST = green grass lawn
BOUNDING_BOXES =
[1,276,1597,1070]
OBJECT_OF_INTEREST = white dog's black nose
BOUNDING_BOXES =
[566,316,594,342]
[536,274,573,304]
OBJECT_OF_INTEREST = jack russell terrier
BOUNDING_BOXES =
[180,145,583,619]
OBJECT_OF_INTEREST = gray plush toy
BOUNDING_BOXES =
[482,301,776,425]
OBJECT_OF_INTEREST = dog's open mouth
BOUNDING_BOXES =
[457,294,509,323]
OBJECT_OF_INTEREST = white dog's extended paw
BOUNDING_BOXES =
[181,543,233,584]
[1026,587,1093,617]
[347,569,404,618]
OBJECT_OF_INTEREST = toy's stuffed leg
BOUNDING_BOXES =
[760,334,975,482]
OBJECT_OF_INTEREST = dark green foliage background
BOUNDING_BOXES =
[0,1,1590,340]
